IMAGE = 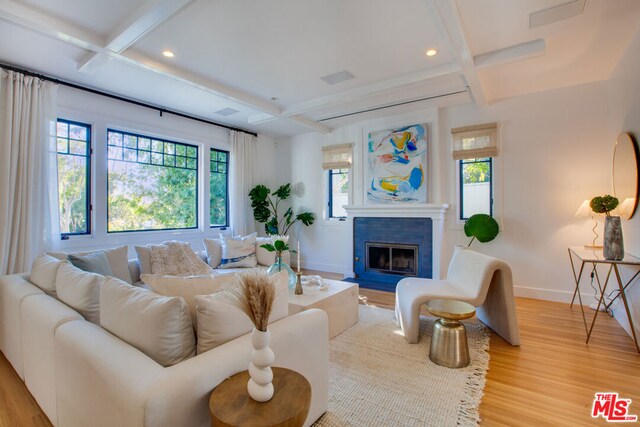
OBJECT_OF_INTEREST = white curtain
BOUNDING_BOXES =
[0,69,59,275]
[229,130,257,236]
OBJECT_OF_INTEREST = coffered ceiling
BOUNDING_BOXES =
[0,0,638,137]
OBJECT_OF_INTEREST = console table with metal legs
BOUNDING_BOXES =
[568,246,640,353]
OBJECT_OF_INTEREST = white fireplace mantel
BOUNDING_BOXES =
[344,204,449,279]
[343,204,448,220]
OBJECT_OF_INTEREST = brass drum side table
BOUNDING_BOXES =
[426,299,476,368]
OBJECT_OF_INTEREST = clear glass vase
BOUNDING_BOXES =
[267,254,297,289]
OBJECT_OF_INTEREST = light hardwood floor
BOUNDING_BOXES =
[1,271,639,426]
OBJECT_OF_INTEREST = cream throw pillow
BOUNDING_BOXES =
[100,277,196,367]
[255,237,276,266]
[141,273,239,324]
[49,245,132,284]
[219,233,257,269]
[203,238,222,268]
[255,237,291,266]
[31,254,66,296]
[56,262,104,325]
[195,271,289,354]
[134,245,152,275]
[149,241,212,276]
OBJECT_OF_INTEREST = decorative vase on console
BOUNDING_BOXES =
[590,195,624,261]
[603,216,624,260]
[262,235,297,289]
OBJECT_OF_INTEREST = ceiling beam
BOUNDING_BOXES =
[77,0,193,75]
[288,115,332,134]
[0,0,331,133]
[424,0,488,106]
[249,63,462,125]
[474,39,546,69]
[0,0,105,50]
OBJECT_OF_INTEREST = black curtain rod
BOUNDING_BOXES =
[0,62,258,137]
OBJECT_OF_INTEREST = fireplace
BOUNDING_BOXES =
[344,204,448,291]
[349,216,433,292]
[366,243,418,276]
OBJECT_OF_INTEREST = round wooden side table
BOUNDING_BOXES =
[426,299,476,368]
[209,367,311,427]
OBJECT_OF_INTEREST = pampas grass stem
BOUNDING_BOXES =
[227,272,276,332]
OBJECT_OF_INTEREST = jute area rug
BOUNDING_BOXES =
[313,305,490,427]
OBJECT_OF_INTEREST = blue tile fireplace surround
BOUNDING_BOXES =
[349,216,433,292]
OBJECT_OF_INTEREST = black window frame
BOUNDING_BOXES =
[328,168,349,220]
[106,128,199,233]
[209,148,229,229]
[459,157,493,220]
[56,118,92,237]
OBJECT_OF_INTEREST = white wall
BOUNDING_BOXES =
[289,81,614,305]
[56,86,288,257]
[607,28,640,339]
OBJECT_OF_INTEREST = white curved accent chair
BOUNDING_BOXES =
[395,247,520,346]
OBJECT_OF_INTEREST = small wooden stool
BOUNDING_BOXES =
[209,367,311,427]
[426,299,476,368]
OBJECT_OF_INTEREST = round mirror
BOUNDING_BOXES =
[612,132,639,219]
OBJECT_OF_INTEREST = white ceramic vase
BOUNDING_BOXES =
[247,328,275,402]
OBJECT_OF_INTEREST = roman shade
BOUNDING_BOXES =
[451,123,498,160]
[322,143,353,170]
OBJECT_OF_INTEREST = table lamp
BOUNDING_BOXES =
[615,197,636,220]
[575,199,603,249]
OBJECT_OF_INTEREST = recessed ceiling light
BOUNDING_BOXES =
[426,49,437,57]
[162,50,175,58]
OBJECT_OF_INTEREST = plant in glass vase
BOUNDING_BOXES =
[260,235,297,289]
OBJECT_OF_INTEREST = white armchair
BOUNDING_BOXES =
[395,247,520,346]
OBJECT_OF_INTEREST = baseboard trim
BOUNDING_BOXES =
[514,285,598,305]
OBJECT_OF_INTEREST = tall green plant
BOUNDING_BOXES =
[249,183,315,235]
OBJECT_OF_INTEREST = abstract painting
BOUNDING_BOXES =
[367,124,427,203]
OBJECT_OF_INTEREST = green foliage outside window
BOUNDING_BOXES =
[107,129,198,232]
[108,163,197,231]
[210,149,228,227]
[58,156,88,233]
[57,119,90,235]
[462,158,490,183]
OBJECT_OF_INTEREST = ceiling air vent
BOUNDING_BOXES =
[214,107,239,116]
[320,70,355,85]
[529,0,586,28]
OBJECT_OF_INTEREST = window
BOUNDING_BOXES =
[451,122,497,221]
[459,158,492,219]
[328,168,349,219]
[210,148,229,227]
[322,143,353,220]
[56,119,91,236]
[107,129,198,232]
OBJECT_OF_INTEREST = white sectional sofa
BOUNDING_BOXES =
[0,255,329,427]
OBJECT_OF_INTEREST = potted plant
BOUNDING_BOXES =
[248,184,315,235]
[464,213,500,247]
[590,195,623,260]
